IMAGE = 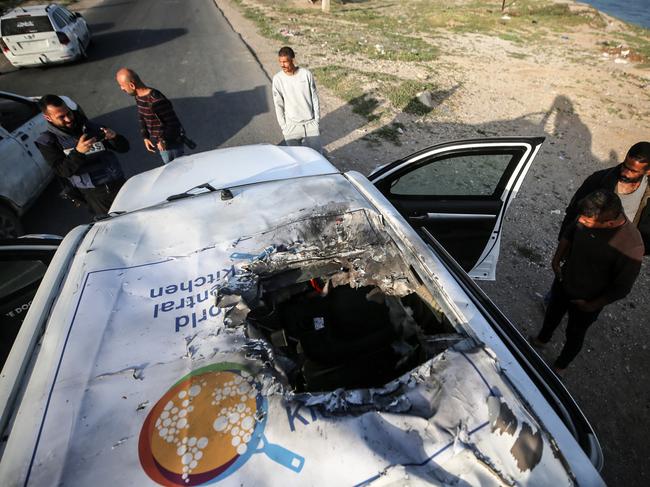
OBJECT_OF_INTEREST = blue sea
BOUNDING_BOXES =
[581,0,650,29]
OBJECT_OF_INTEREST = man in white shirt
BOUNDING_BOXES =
[272,46,322,153]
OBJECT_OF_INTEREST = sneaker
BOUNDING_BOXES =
[528,335,548,349]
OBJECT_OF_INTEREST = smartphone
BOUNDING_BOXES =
[82,124,105,142]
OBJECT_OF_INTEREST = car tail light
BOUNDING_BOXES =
[56,32,70,45]
[0,39,9,53]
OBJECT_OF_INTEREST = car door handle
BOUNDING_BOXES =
[409,213,496,223]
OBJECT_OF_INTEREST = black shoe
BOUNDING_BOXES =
[528,335,548,349]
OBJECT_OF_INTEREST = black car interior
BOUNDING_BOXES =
[246,271,459,392]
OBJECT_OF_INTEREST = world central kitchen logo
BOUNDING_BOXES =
[139,363,305,485]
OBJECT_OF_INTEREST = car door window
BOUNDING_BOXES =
[371,138,543,279]
[0,96,39,133]
[388,152,516,197]
[51,11,69,29]
[60,7,77,23]
[0,259,47,367]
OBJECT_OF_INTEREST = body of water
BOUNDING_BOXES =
[581,0,650,29]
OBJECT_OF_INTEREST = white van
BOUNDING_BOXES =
[0,142,606,486]
[0,4,90,68]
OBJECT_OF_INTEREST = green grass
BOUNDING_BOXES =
[616,30,650,64]
[363,122,406,146]
[349,95,381,121]
[314,65,438,118]
[231,0,286,41]
[508,51,529,59]
[1,0,77,9]
[312,65,364,102]
[384,79,437,115]
[233,0,650,142]
[499,32,523,44]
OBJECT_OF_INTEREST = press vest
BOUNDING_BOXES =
[37,119,124,189]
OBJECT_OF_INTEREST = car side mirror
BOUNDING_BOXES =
[75,12,82,18]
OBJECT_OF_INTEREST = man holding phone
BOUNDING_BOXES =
[35,94,129,215]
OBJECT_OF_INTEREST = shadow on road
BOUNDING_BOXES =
[79,1,137,11]
[87,22,115,34]
[86,28,188,63]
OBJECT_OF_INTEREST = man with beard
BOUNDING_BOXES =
[558,142,650,252]
[272,46,322,153]
[35,95,128,215]
[532,190,644,374]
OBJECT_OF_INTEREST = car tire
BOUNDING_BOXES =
[0,204,23,239]
[78,41,88,60]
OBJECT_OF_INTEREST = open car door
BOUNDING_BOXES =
[370,137,544,280]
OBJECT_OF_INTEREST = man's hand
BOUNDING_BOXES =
[570,299,601,313]
[551,237,570,281]
[101,127,117,140]
[143,138,156,153]
[551,256,562,280]
[75,134,96,154]
[156,140,166,152]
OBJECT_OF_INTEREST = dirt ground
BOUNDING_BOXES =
[214,0,650,485]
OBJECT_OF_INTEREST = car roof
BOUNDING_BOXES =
[109,144,340,213]
[1,5,55,19]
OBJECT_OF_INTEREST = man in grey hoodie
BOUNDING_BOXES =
[272,46,322,153]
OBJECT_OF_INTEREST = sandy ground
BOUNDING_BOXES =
[214,1,650,485]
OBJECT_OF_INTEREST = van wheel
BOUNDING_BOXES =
[0,205,23,239]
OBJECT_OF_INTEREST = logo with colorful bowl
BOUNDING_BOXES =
[139,362,305,485]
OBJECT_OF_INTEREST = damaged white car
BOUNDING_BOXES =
[0,139,605,486]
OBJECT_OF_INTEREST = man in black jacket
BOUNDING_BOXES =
[533,190,644,374]
[558,141,650,252]
[35,95,129,215]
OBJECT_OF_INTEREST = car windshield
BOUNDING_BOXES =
[1,16,53,36]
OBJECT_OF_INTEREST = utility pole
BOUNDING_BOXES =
[322,0,330,13]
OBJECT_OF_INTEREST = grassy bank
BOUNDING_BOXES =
[1,0,77,14]
[232,0,650,144]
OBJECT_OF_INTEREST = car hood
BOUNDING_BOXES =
[0,173,600,486]
[110,144,338,214]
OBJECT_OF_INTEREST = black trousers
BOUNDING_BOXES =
[538,279,602,369]
[79,179,125,215]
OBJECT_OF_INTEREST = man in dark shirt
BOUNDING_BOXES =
[532,190,644,374]
[35,95,128,215]
[559,141,650,252]
[115,68,185,164]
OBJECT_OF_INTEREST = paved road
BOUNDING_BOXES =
[0,0,281,235]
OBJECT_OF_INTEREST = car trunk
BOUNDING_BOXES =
[1,16,59,56]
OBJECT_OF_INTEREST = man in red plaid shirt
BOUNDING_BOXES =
[116,68,185,164]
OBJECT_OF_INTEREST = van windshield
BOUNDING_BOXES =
[1,16,54,36]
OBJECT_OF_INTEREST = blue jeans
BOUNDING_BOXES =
[160,143,185,164]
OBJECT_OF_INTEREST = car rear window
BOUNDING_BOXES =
[1,16,54,36]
